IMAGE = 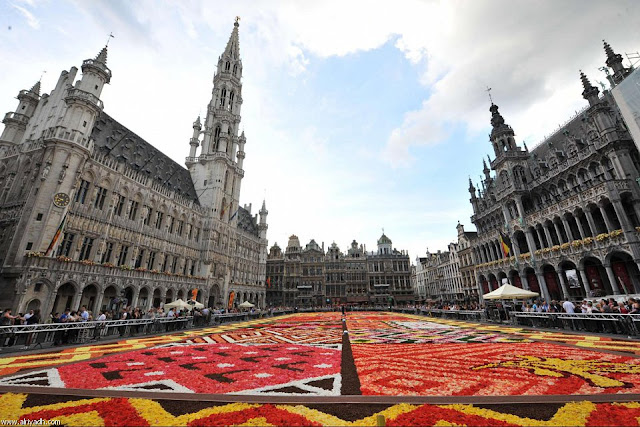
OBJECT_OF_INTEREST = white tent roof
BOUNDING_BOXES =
[164,299,203,310]
[483,284,539,300]
[238,301,255,308]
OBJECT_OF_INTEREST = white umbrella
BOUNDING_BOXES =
[483,284,539,300]
[238,301,255,308]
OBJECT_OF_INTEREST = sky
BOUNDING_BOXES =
[1,0,640,262]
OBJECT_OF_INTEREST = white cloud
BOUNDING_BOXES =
[2,0,640,260]
[11,3,39,29]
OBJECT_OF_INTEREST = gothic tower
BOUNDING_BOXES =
[187,20,245,222]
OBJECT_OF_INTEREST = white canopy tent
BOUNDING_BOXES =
[164,299,191,310]
[238,301,255,309]
[164,299,204,310]
[483,284,539,300]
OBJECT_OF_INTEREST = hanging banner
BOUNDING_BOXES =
[191,288,198,301]
[566,269,581,288]
[228,291,235,310]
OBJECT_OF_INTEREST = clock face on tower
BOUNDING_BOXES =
[53,192,70,208]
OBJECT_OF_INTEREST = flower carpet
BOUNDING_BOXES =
[3,393,640,426]
[2,311,640,426]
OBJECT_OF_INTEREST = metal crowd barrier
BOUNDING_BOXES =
[0,310,293,351]
[512,312,640,336]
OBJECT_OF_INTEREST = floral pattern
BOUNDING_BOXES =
[2,393,640,426]
[351,342,640,396]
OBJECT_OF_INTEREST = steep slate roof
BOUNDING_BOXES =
[91,112,199,203]
[237,206,258,237]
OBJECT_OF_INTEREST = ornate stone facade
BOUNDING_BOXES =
[266,233,412,307]
[0,21,268,315]
[469,41,640,303]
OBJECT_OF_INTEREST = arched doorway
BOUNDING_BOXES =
[52,283,76,314]
[608,251,639,294]
[80,284,98,312]
[497,271,508,287]
[582,257,609,297]
[509,270,522,288]
[479,275,489,294]
[26,299,41,311]
[165,289,174,304]
[488,274,498,291]
[542,265,562,301]
[177,289,185,300]
[124,287,134,308]
[524,267,540,294]
[138,288,149,310]
[153,288,162,308]
[103,285,118,312]
[208,284,220,308]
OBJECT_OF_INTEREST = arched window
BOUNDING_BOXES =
[225,61,231,71]
[233,64,238,75]
[214,126,222,151]
[229,92,235,112]
[219,88,227,108]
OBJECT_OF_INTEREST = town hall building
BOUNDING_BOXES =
[0,20,268,315]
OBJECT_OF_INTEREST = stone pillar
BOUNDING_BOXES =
[562,218,575,241]
[93,292,104,314]
[599,204,614,232]
[585,210,598,236]
[71,292,83,312]
[604,264,621,295]
[43,290,58,317]
[612,199,633,232]
[557,270,570,299]
[535,227,546,248]
[524,230,537,254]
[130,288,140,309]
[543,225,554,247]
[553,221,564,244]
[520,273,530,290]
[13,291,27,314]
[575,214,586,239]
[578,269,591,296]
[536,271,552,303]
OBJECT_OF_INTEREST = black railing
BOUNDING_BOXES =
[0,310,294,351]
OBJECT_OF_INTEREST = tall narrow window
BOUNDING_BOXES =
[219,89,227,108]
[94,187,107,209]
[135,249,145,268]
[155,212,164,230]
[128,201,139,220]
[177,220,184,236]
[190,262,196,276]
[143,206,152,225]
[114,195,126,216]
[214,126,222,151]
[233,64,238,75]
[101,242,113,264]
[78,237,94,261]
[75,180,90,204]
[229,92,235,112]
[117,245,129,266]
[57,233,75,257]
[171,257,178,274]
[147,251,156,270]
[167,216,175,233]
[162,255,169,272]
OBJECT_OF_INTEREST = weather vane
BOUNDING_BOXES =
[235,16,240,24]
[485,86,493,104]
[106,32,114,46]
[39,70,46,82]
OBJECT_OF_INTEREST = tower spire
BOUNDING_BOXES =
[29,81,41,96]
[603,39,631,84]
[580,70,599,106]
[224,18,241,60]
[95,45,108,65]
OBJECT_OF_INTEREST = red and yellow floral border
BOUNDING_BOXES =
[2,393,640,426]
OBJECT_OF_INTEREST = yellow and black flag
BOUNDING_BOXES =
[499,231,511,257]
